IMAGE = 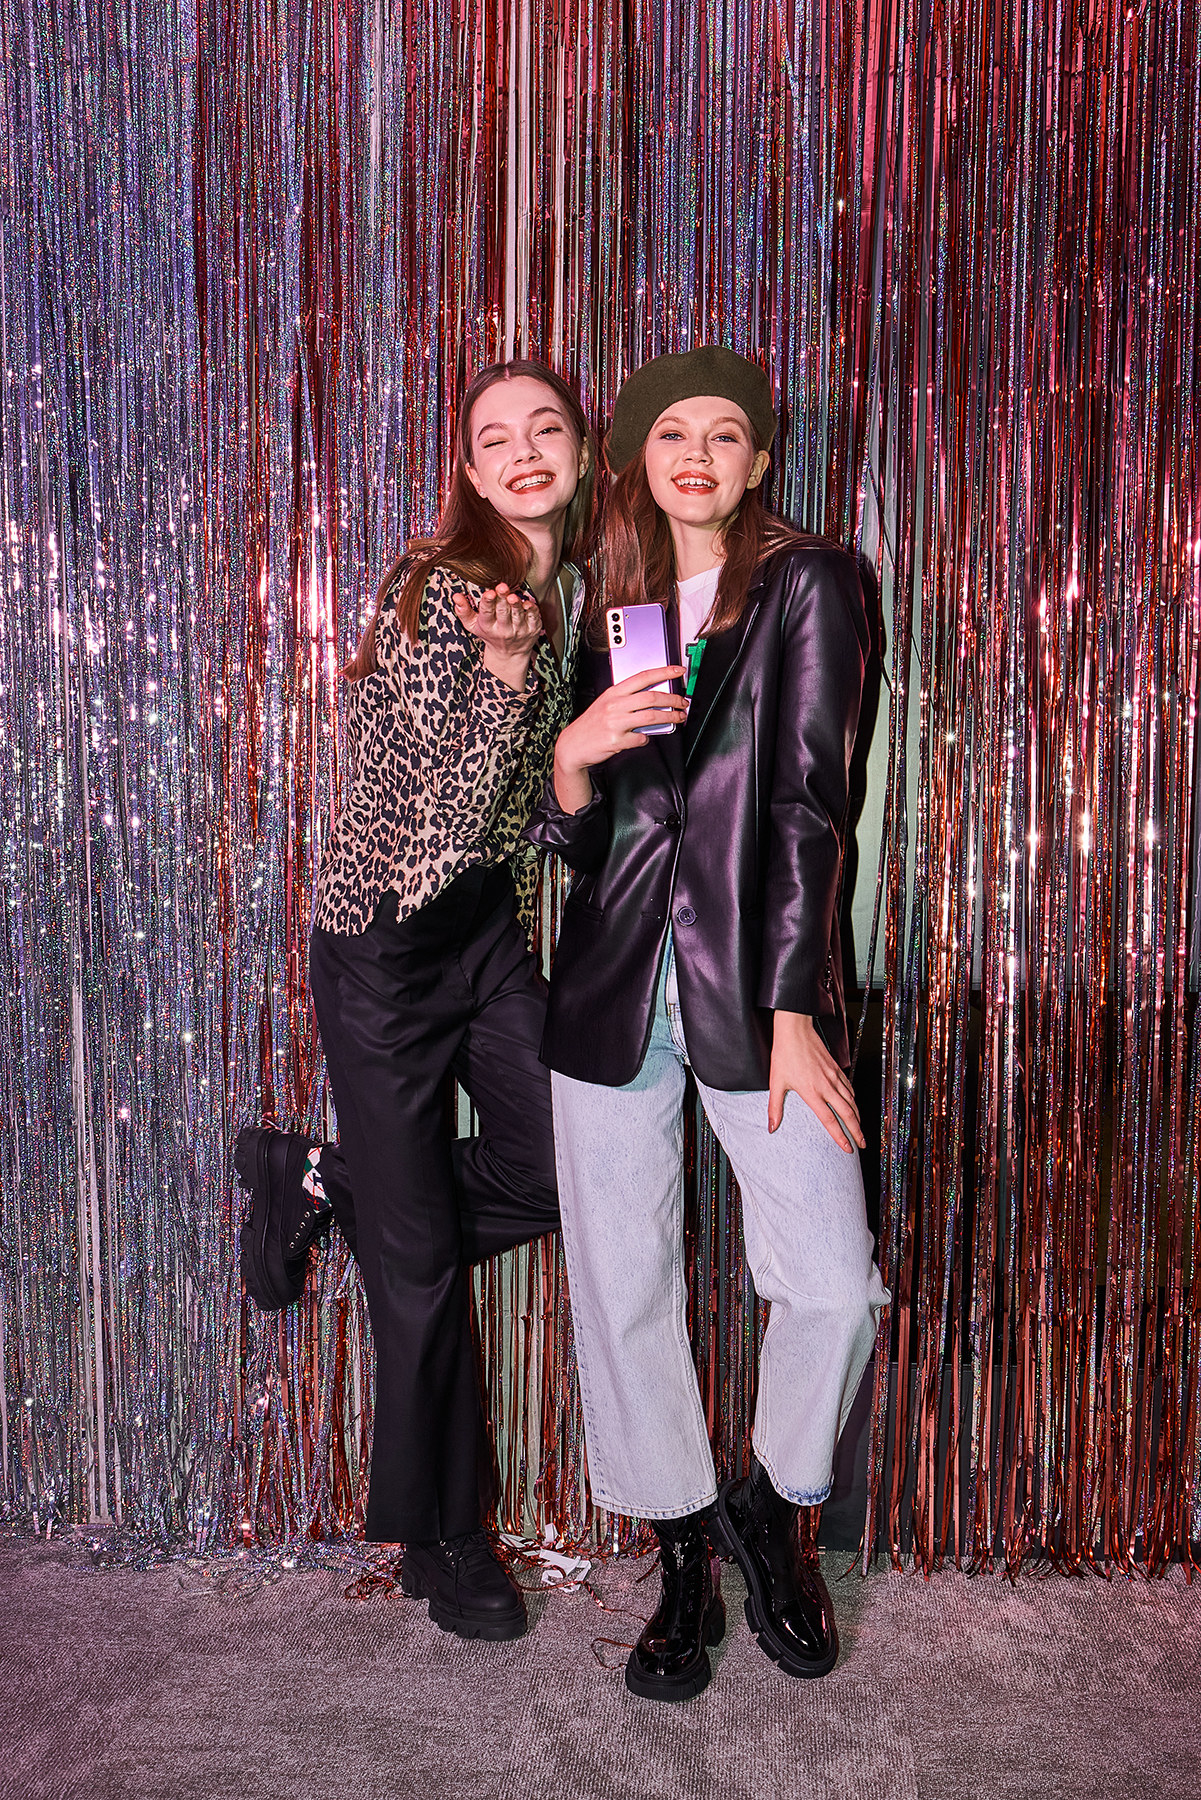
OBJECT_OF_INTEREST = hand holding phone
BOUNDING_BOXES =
[606,604,678,733]
[552,658,688,812]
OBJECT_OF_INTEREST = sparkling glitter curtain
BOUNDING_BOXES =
[2,0,1198,1568]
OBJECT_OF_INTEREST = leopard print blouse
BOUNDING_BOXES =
[313,563,583,936]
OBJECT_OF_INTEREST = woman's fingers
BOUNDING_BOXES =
[463,583,542,655]
[805,1051,864,1148]
[820,1075,865,1150]
[766,1010,867,1150]
[611,707,686,750]
[561,672,689,773]
[473,584,513,611]
[795,1025,866,1151]
[824,1098,864,1152]
[822,1113,859,1153]
[778,1081,863,1151]
[615,684,689,722]
[624,699,688,727]
[590,686,687,756]
[611,664,686,694]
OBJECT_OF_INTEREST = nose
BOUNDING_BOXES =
[682,440,711,462]
[512,432,542,462]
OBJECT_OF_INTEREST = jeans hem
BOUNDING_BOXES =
[752,1443,833,1508]
[591,1486,719,1522]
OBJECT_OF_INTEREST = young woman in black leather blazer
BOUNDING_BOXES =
[236,361,594,1644]
[525,347,887,1701]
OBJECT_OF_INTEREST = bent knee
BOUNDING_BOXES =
[773,1261,887,1326]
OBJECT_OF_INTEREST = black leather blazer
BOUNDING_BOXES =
[523,540,869,1090]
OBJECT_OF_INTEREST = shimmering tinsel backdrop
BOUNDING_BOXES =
[1,0,1198,1571]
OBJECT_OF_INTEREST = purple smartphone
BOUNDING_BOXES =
[605,603,677,735]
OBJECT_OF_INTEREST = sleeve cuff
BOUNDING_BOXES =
[475,659,541,715]
[536,769,602,821]
[522,770,608,864]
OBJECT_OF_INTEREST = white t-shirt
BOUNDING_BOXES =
[676,564,721,649]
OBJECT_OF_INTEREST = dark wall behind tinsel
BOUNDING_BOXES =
[0,0,1197,1572]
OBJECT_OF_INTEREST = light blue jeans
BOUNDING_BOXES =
[551,944,889,1518]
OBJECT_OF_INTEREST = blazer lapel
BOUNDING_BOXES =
[682,577,766,765]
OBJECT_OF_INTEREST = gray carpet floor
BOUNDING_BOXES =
[3,1527,1199,1800]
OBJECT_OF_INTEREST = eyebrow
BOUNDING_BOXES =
[655,412,749,431]
[474,405,566,437]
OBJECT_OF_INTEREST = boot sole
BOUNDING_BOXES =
[623,1595,726,1702]
[235,1127,300,1310]
[714,1485,839,1680]
[236,1126,330,1311]
[399,1563,527,1643]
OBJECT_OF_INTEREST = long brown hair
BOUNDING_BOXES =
[345,360,596,679]
[594,434,809,640]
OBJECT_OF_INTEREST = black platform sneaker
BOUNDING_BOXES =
[235,1125,334,1310]
[625,1511,726,1702]
[401,1532,527,1642]
[715,1458,838,1678]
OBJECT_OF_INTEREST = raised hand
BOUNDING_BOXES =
[553,666,689,813]
[767,1010,866,1151]
[451,582,544,690]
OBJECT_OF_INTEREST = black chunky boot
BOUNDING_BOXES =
[715,1456,838,1678]
[625,1511,725,1702]
[401,1531,527,1641]
[236,1125,336,1309]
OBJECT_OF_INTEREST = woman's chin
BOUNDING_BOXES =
[657,498,736,532]
[493,488,572,528]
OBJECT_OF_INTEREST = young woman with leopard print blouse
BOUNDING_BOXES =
[236,362,599,1642]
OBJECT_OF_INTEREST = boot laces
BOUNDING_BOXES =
[439,1529,498,1577]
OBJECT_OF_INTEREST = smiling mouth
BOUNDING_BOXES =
[507,472,555,492]
[672,474,718,493]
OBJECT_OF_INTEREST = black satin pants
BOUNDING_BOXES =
[308,863,558,1543]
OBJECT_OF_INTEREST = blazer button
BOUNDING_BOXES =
[676,905,697,926]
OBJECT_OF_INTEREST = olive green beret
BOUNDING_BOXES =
[606,346,777,473]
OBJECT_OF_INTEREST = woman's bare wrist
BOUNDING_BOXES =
[553,743,594,814]
[481,645,533,691]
